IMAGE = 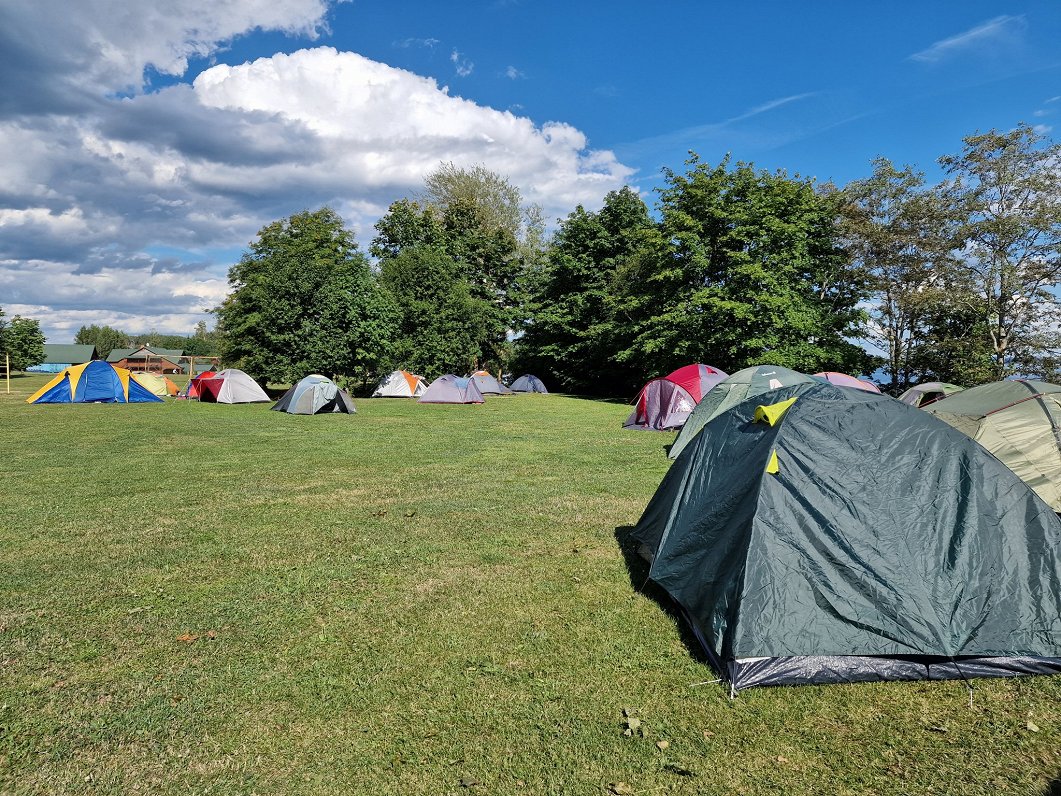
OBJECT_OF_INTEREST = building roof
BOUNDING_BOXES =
[41,344,98,364]
[106,345,182,365]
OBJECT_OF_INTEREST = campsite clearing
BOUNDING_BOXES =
[1,374,1059,794]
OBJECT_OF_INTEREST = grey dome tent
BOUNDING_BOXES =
[632,381,1061,691]
[668,365,815,459]
[899,381,964,407]
[418,375,485,404]
[510,374,548,394]
[196,368,270,403]
[623,379,696,431]
[470,372,512,395]
[271,375,356,415]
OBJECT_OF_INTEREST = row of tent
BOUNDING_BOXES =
[623,364,882,432]
[630,373,1061,691]
[27,361,549,414]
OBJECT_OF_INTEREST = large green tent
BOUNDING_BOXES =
[668,365,815,459]
[925,380,1061,511]
[633,382,1061,691]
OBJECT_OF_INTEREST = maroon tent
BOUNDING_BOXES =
[623,379,697,430]
[664,363,727,402]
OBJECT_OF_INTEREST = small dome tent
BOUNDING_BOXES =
[418,375,485,404]
[510,374,548,394]
[813,371,881,392]
[623,379,696,431]
[181,370,219,399]
[925,380,1061,511]
[663,363,728,402]
[669,365,816,459]
[130,371,178,397]
[196,368,270,404]
[272,375,356,415]
[27,360,163,404]
[470,372,512,395]
[898,381,964,407]
[633,382,1061,691]
[373,370,427,398]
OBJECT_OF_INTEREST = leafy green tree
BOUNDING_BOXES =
[840,158,957,393]
[514,187,652,394]
[6,316,46,371]
[372,164,545,372]
[0,307,7,359]
[74,324,129,358]
[612,154,873,382]
[940,124,1061,378]
[378,246,491,378]
[215,207,396,384]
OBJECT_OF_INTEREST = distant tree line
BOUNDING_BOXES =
[212,124,1061,396]
[74,320,222,359]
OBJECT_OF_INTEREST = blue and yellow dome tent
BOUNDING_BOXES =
[27,360,163,404]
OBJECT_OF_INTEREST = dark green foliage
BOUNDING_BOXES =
[215,207,396,384]
[74,324,129,358]
[514,187,652,394]
[613,156,873,383]
[4,315,45,371]
[379,246,491,377]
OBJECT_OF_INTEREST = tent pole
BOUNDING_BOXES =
[5,354,9,394]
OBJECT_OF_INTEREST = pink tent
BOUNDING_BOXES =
[664,364,728,402]
[623,379,697,431]
[814,372,881,393]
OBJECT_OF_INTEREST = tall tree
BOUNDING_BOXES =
[612,154,873,383]
[378,246,491,377]
[215,207,396,384]
[940,124,1061,378]
[840,158,957,393]
[515,187,652,394]
[6,316,45,371]
[373,164,545,371]
[0,307,7,360]
[74,324,128,358]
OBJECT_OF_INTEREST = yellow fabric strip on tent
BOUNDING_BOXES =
[766,450,780,474]
[753,396,798,426]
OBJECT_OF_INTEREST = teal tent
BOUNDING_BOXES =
[668,365,815,459]
[633,382,1061,691]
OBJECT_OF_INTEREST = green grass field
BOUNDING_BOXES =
[1,373,1059,795]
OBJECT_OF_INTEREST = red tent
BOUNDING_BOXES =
[664,364,728,402]
[185,370,219,399]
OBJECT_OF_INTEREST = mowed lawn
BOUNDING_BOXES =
[1,374,1059,796]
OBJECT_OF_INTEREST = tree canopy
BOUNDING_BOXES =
[215,207,396,384]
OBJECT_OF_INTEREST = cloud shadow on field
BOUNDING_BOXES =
[613,524,711,668]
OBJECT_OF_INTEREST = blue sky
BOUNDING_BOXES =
[2,0,1060,341]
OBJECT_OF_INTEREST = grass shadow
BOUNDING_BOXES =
[1044,776,1061,796]
[613,525,711,668]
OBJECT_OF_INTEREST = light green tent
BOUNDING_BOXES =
[668,365,815,459]
[925,380,1061,511]
[898,381,964,408]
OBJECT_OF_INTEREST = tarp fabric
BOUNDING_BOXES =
[27,360,163,404]
[813,371,881,392]
[197,368,270,404]
[925,379,1061,511]
[130,371,178,397]
[898,381,965,407]
[633,382,1061,690]
[272,374,356,414]
[669,365,816,459]
[418,374,485,404]
[623,379,696,430]
[510,374,548,394]
[372,370,427,398]
[663,364,728,402]
[470,373,512,395]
